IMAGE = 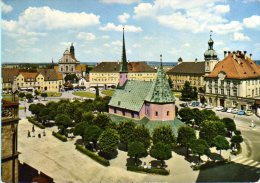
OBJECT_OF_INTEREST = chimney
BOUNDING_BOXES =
[232,51,236,59]
[224,51,227,58]
[228,51,231,55]
[250,53,252,59]
[195,58,198,63]
[244,51,247,59]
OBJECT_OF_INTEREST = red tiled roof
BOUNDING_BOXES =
[205,54,260,79]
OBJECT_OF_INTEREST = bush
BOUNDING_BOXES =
[27,117,45,129]
[52,131,67,142]
[75,145,110,167]
[127,166,169,175]
[193,159,230,171]
[230,144,242,155]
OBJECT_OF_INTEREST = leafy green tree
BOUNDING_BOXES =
[201,109,219,121]
[213,135,229,155]
[128,141,147,165]
[73,107,84,123]
[93,113,111,129]
[152,126,176,147]
[222,118,236,137]
[150,142,172,167]
[168,78,173,89]
[181,81,197,100]
[55,114,72,136]
[98,128,120,156]
[82,112,94,124]
[39,107,51,124]
[199,121,226,146]
[190,139,210,164]
[231,135,243,149]
[177,126,196,156]
[64,74,78,83]
[134,125,151,149]
[178,107,193,123]
[84,125,102,149]
[19,92,25,100]
[34,90,40,98]
[29,103,45,120]
[73,122,89,140]
[95,86,99,98]
[41,93,47,100]
[117,121,136,149]
[45,101,59,120]
[192,108,204,127]
[26,93,34,101]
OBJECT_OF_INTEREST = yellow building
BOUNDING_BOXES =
[2,68,63,93]
[89,61,157,88]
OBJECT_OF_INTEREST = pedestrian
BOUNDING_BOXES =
[43,130,46,136]
[24,107,27,112]
[32,125,35,132]
[32,131,35,137]
[38,133,41,138]
[27,130,31,137]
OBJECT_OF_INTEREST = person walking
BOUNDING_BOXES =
[27,130,31,137]
[43,130,46,136]
[32,125,35,132]
[24,107,27,112]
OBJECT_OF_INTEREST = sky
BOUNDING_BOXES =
[1,0,260,63]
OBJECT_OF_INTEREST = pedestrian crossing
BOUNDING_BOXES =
[231,156,260,173]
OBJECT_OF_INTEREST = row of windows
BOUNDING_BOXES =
[92,78,118,82]
[247,80,260,86]
[247,88,260,96]
[208,87,238,96]
[91,73,156,76]
[113,109,170,118]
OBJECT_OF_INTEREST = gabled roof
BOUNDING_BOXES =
[167,62,205,75]
[75,64,87,72]
[2,68,19,83]
[91,62,156,73]
[205,54,260,79]
[145,66,175,103]
[37,69,63,81]
[19,72,39,82]
[109,80,153,112]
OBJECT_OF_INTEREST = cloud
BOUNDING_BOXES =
[233,32,250,41]
[100,0,140,4]
[99,23,142,32]
[111,40,122,46]
[209,21,243,34]
[60,42,76,47]
[1,1,13,13]
[144,36,153,40]
[77,32,96,41]
[243,15,260,29]
[132,43,141,48]
[101,35,110,39]
[134,3,157,18]
[118,13,130,23]
[212,5,230,14]
[182,43,190,47]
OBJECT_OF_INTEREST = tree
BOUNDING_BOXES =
[29,103,45,120]
[168,77,173,89]
[201,109,219,121]
[178,107,193,123]
[181,81,197,101]
[190,139,210,164]
[150,142,172,167]
[134,125,151,149]
[222,118,236,137]
[41,93,47,100]
[84,125,102,149]
[213,135,229,155]
[152,126,176,147]
[18,92,25,100]
[231,135,243,149]
[55,114,72,136]
[177,126,196,156]
[95,86,99,98]
[98,128,120,156]
[34,90,40,98]
[92,113,111,129]
[117,121,136,149]
[82,112,94,124]
[26,93,34,101]
[199,121,226,146]
[65,74,78,83]
[39,107,51,124]
[128,141,147,165]
[192,108,204,127]
[73,122,89,140]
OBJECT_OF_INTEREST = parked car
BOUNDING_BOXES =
[245,110,253,116]
[200,104,206,108]
[190,101,200,107]
[221,107,228,112]
[237,110,245,115]
[231,108,239,114]
[227,108,233,113]
[205,105,213,109]
[215,106,224,111]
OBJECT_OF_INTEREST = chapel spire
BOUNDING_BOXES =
[120,27,128,73]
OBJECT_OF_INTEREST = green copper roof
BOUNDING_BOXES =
[145,65,175,103]
[120,28,128,73]
[109,80,153,111]
[204,34,218,61]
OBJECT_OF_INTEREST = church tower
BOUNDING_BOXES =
[118,27,128,87]
[204,31,219,74]
[70,43,75,59]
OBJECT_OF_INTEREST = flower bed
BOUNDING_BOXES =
[27,117,45,129]
[52,131,67,142]
[127,165,169,175]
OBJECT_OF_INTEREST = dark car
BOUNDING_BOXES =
[27,99,33,103]
[180,103,188,107]
[221,107,228,112]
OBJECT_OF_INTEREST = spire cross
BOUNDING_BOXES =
[210,30,213,38]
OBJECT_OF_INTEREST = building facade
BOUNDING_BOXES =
[1,98,19,183]
[89,61,157,88]
[58,43,86,78]
[202,51,260,110]
[167,34,219,91]
[108,29,175,121]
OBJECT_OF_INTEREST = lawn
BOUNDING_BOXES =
[47,92,62,97]
[173,91,181,98]
[2,94,19,101]
[19,106,25,110]
[72,91,96,98]
[101,90,114,97]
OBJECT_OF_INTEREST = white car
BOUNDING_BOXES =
[215,106,224,111]
[227,108,233,113]
[205,105,213,109]
[232,109,239,114]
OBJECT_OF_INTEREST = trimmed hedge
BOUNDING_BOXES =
[52,131,68,142]
[193,159,230,170]
[27,117,45,129]
[75,145,110,167]
[127,166,169,175]
[231,145,242,155]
